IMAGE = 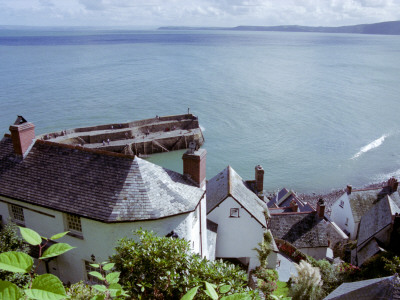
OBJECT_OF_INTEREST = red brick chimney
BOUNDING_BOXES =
[316,198,325,218]
[388,178,398,193]
[9,116,35,157]
[255,165,264,198]
[290,200,298,212]
[182,147,206,189]
[346,185,352,195]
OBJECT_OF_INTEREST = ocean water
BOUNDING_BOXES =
[1,29,400,193]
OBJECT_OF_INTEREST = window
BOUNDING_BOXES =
[9,204,25,225]
[230,208,240,218]
[84,260,102,284]
[339,200,344,208]
[65,214,82,237]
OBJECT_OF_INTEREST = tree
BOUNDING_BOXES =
[110,230,255,299]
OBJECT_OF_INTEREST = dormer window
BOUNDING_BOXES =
[9,204,25,226]
[230,208,240,218]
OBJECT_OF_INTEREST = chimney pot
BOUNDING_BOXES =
[346,185,352,195]
[182,148,206,189]
[316,198,325,218]
[9,117,35,157]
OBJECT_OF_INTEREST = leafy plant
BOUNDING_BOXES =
[0,222,30,287]
[252,267,278,298]
[0,227,74,299]
[87,261,128,299]
[110,230,253,299]
[66,281,102,299]
[181,281,253,300]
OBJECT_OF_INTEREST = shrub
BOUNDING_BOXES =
[66,281,102,299]
[110,230,252,299]
[252,267,278,297]
[289,260,324,300]
[0,222,30,287]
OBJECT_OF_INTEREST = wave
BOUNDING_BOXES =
[351,134,388,159]
[200,125,205,132]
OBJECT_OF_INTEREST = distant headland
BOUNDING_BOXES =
[158,20,400,35]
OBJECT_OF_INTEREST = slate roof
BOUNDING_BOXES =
[269,212,329,248]
[207,166,268,227]
[347,186,400,225]
[324,274,400,300]
[268,188,314,212]
[0,136,205,223]
[358,195,400,247]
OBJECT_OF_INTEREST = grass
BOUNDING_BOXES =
[273,281,289,297]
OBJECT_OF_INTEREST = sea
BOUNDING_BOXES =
[1,28,400,194]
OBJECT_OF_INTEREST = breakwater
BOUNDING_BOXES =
[39,114,204,156]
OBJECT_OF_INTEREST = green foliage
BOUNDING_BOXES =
[359,251,399,280]
[66,281,102,299]
[89,261,128,299]
[254,230,274,266]
[110,230,253,300]
[252,267,278,298]
[180,281,253,300]
[24,273,67,300]
[306,256,341,295]
[0,227,75,300]
[272,281,289,298]
[0,222,30,287]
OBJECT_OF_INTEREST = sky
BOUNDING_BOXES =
[0,0,400,28]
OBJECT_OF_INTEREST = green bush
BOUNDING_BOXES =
[252,267,278,298]
[0,222,30,287]
[110,230,252,299]
[66,281,102,299]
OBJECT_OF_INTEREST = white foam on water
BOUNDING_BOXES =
[200,125,205,132]
[351,134,388,159]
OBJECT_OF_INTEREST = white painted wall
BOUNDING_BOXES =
[0,196,203,283]
[207,197,264,271]
[330,193,357,239]
[299,247,332,260]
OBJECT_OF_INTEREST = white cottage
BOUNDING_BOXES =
[330,180,400,240]
[206,165,275,271]
[0,117,208,283]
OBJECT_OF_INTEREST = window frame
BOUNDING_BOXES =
[65,213,83,238]
[230,208,240,218]
[9,204,25,226]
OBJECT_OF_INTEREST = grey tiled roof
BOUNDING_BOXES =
[324,274,400,300]
[358,195,400,247]
[269,212,329,248]
[207,166,268,227]
[0,137,204,222]
[348,187,400,224]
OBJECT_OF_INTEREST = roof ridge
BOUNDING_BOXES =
[35,139,135,159]
[228,165,232,196]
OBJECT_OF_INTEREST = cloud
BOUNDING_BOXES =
[0,0,399,27]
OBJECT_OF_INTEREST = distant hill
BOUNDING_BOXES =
[159,21,400,35]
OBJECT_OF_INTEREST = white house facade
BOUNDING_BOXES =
[206,166,274,271]
[331,181,400,240]
[0,117,208,283]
